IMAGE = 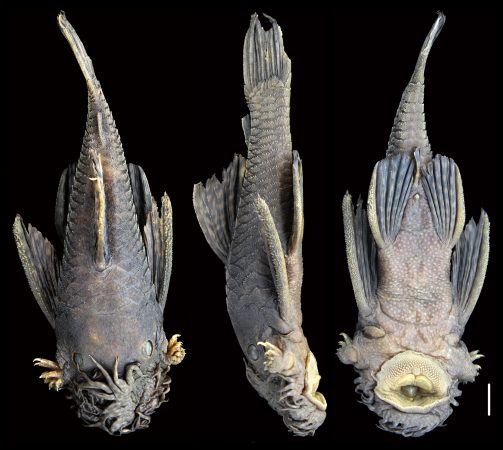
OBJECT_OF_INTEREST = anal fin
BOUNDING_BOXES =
[193,154,246,264]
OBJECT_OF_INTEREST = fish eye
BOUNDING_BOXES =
[247,344,259,361]
[144,340,153,356]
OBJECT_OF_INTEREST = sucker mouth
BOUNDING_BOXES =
[375,351,451,413]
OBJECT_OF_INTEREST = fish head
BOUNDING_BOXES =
[53,317,178,434]
[339,328,481,436]
[371,350,455,436]
[245,337,327,436]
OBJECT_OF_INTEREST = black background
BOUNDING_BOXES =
[7,4,497,446]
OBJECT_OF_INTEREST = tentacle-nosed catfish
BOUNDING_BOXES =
[338,12,489,437]
[193,14,327,436]
[13,13,185,435]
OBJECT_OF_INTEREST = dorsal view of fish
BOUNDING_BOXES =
[193,14,326,436]
[338,13,489,437]
[13,13,185,435]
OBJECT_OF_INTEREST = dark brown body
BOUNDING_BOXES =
[13,13,184,434]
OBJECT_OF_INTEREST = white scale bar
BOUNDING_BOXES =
[488,383,491,416]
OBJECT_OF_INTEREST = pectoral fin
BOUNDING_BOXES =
[342,193,377,317]
[193,154,246,263]
[13,216,59,328]
[451,210,489,327]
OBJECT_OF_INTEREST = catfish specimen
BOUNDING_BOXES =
[193,14,326,436]
[13,13,185,434]
[338,13,489,437]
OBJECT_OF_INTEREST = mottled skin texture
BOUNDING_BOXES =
[338,13,489,437]
[378,183,453,327]
[193,15,326,436]
[13,13,184,434]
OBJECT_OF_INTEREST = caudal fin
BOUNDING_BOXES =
[386,12,445,164]
[243,13,291,95]
[57,11,101,96]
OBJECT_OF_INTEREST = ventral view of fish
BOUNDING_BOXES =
[13,13,185,435]
[193,14,327,436]
[338,12,489,437]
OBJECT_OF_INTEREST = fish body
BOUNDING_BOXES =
[338,13,489,437]
[194,14,326,436]
[13,13,184,434]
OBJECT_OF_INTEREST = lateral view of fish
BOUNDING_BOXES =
[338,13,489,437]
[13,13,185,434]
[193,14,326,435]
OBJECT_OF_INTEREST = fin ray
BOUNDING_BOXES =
[55,162,77,244]
[369,153,414,246]
[13,216,59,328]
[343,194,377,316]
[193,154,245,263]
[128,163,172,311]
[243,13,291,94]
[421,154,464,246]
[256,195,296,326]
[289,150,304,256]
[451,210,489,326]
